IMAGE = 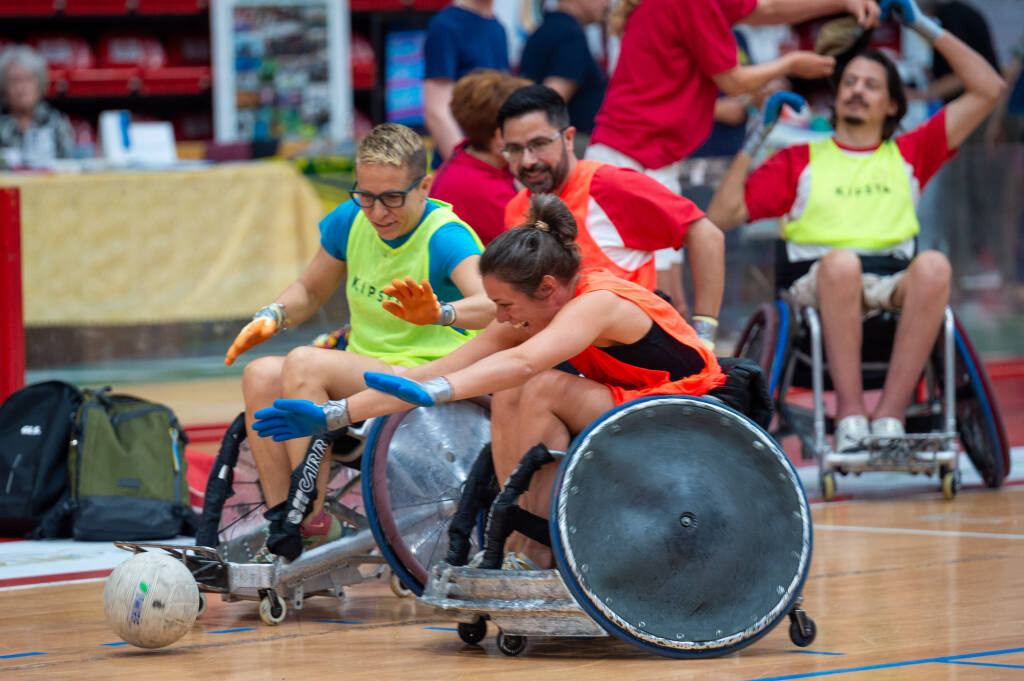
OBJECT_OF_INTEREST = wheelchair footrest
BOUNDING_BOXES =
[419,562,608,637]
[824,432,958,473]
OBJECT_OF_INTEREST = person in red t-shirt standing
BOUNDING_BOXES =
[499,84,722,349]
[708,0,1005,453]
[587,0,881,323]
[429,70,532,245]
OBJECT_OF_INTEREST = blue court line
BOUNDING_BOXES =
[745,645,1024,680]
[313,619,362,625]
[0,652,46,659]
[423,626,458,631]
[787,650,846,656]
[947,661,1024,670]
[100,642,129,647]
[205,627,257,634]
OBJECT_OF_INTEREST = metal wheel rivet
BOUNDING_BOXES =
[583,450,593,459]
[716,630,722,636]
[581,564,589,573]
[639,621,646,628]
[752,441,764,450]
[570,486,579,495]
[777,585,785,595]
[676,633,684,639]
[570,526,577,534]
[605,596,612,604]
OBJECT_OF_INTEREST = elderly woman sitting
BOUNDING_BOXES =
[0,45,75,167]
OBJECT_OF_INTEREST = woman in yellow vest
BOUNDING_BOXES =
[252,194,726,567]
[708,0,1005,453]
[222,123,494,557]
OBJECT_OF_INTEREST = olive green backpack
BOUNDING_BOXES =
[68,388,196,541]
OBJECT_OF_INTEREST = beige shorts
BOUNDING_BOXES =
[787,261,907,312]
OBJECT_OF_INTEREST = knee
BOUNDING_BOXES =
[817,250,862,289]
[280,346,324,394]
[518,371,564,409]
[491,385,522,417]
[242,356,283,403]
[909,251,952,295]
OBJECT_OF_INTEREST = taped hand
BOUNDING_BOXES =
[381,277,441,325]
[363,372,453,406]
[880,0,943,41]
[252,399,331,441]
[764,91,806,127]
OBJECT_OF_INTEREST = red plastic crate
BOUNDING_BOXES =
[62,0,129,15]
[139,65,211,95]
[64,67,139,96]
[0,0,54,16]
[136,0,207,14]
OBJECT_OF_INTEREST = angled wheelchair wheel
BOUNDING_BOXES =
[208,430,364,563]
[362,398,491,595]
[935,317,1010,488]
[734,300,792,397]
[550,396,812,658]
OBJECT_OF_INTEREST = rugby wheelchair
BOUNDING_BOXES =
[116,398,491,624]
[734,243,1010,501]
[396,363,819,658]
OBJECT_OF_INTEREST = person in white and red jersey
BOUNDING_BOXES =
[708,0,1005,454]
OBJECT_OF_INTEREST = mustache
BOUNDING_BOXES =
[843,95,868,108]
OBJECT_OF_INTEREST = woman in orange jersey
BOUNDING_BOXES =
[252,194,726,565]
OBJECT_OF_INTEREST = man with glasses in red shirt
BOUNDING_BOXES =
[500,84,724,349]
[223,122,494,560]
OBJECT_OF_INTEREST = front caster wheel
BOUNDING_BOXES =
[941,470,960,500]
[789,613,816,647]
[820,472,836,502]
[457,618,487,645]
[258,590,287,625]
[390,572,414,598]
[197,592,207,617]
[496,631,526,656]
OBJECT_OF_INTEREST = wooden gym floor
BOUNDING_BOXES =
[2,484,1023,680]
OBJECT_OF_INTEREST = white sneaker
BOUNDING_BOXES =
[870,417,905,437]
[834,415,869,452]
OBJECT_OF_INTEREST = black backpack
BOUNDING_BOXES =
[0,381,82,537]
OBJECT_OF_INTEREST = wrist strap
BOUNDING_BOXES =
[255,303,288,332]
[913,15,945,44]
[434,302,457,326]
[324,399,350,430]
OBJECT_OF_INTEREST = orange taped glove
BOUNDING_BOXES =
[224,304,285,366]
[381,277,442,326]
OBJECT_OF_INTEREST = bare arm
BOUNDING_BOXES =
[714,97,749,126]
[743,0,879,27]
[423,78,463,160]
[937,31,1007,150]
[713,52,835,97]
[707,152,756,231]
[682,217,725,318]
[274,247,347,326]
[543,76,579,103]
[447,255,496,329]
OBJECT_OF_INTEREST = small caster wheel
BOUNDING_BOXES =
[496,631,526,656]
[390,571,414,598]
[197,592,207,617]
[789,614,816,647]
[941,470,960,500]
[258,590,287,625]
[820,472,836,502]
[457,618,487,645]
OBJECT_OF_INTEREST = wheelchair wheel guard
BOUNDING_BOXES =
[933,317,1010,488]
[362,398,491,595]
[550,395,812,657]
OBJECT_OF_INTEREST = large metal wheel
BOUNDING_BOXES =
[734,300,791,397]
[550,396,812,658]
[362,399,491,596]
[932,317,1010,488]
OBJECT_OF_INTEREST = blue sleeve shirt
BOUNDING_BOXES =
[423,6,509,81]
[318,199,481,303]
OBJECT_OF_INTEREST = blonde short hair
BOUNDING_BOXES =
[356,123,426,179]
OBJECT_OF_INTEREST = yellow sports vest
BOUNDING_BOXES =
[783,138,920,249]
[345,199,482,367]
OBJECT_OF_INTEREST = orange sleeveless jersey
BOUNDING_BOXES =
[504,160,658,290]
[568,269,725,404]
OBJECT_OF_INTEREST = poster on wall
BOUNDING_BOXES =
[385,31,425,127]
[212,0,353,145]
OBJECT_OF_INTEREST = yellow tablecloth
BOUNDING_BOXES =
[1,162,325,325]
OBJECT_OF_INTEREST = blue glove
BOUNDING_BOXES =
[253,399,329,441]
[764,91,806,127]
[880,0,943,42]
[742,91,805,157]
[364,372,453,407]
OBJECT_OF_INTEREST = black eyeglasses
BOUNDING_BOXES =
[500,128,567,160]
[349,175,425,209]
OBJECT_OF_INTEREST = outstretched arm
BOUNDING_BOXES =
[743,0,880,27]
[713,52,835,97]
